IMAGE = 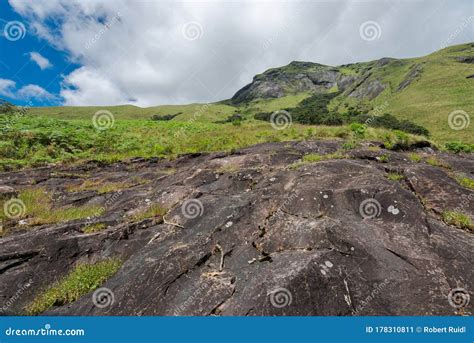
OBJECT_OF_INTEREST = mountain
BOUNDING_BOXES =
[230,43,474,143]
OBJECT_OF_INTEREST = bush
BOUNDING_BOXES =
[349,123,366,138]
[0,99,15,114]
[445,142,474,153]
[355,113,429,136]
[151,112,181,121]
[291,93,341,125]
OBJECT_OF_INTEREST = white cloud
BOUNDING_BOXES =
[8,0,474,106]
[60,67,130,106]
[0,78,17,98]
[0,78,55,102]
[17,84,55,101]
[29,52,52,70]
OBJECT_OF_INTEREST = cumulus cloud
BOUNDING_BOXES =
[0,78,17,98]
[8,0,474,106]
[0,78,55,102]
[29,52,52,70]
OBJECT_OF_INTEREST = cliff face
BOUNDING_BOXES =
[230,61,360,104]
[1,140,472,316]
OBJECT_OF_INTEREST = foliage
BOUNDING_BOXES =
[82,223,107,234]
[442,211,472,231]
[0,188,101,225]
[26,259,122,315]
[455,176,474,190]
[408,153,422,162]
[387,172,405,181]
[151,112,181,121]
[0,99,16,114]
[355,113,430,136]
[290,93,343,125]
[445,142,474,153]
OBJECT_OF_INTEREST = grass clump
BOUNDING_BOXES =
[0,188,101,225]
[26,259,122,315]
[445,142,474,153]
[425,156,450,168]
[387,172,405,181]
[455,176,474,190]
[290,151,345,169]
[82,223,107,234]
[377,154,390,163]
[442,211,472,231]
[408,152,422,162]
[131,204,167,222]
[66,179,142,194]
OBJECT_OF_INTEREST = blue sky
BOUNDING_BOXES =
[0,2,79,106]
[0,0,472,107]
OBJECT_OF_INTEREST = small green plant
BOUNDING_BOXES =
[0,188,101,225]
[82,223,107,234]
[342,140,358,151]
[408,153,422,162]
[445,142,474,153]
[377,154,390,163]
[26,259,122,315]
[290,151,345,169]
[425,156,450,168]
[387,172,404,181]
[455,176,474,190]
[349,123,366,138]
[131,204,167,222]
[442,211,472,231]
[367,146,381,152]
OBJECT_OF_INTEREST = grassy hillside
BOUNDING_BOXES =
[24,43,474,145]
[29,103,236,122]
[332,43,474,144]
[0,114,430,171]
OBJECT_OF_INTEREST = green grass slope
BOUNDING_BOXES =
[332,43,474,144]
[26,43,473,144]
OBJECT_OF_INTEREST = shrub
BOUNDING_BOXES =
[445,142,474,153]
[355,113,430,136]
[151,112,181,121]
[349,123,366,138]
[290,93,341,125]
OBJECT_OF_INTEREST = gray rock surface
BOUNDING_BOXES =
[0,141,472,316]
